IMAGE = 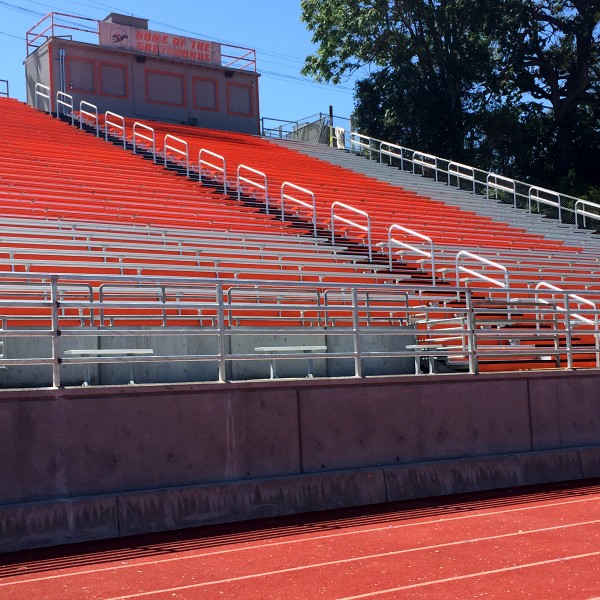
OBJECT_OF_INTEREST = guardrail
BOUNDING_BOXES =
[237,165,269,213]
[448,161,476,194]
[79,100,99,136]
[534,281,599,368]
[105,111,126,148]
[56,91,74,125]
[337,129,588,227]
[164,134,189,178]
[133,122,156,161]
[281,182,317,237]
[455,251,510,301]
[199,148,226,193]
[330,202,372,261]
[575,199,600,229]
[0,79,8,98]
[0,273,599,387]
[387,224,436,284]
[34,82,51,112]
[486,173,517,208]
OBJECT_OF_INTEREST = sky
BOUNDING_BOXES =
[0,0,358,127]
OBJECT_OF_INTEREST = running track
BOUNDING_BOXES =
[2,481,600,599]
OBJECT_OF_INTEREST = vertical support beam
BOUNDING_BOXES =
[352,287,362,377]
[216,282,227,382]
[50,275,61,388]
[564,292,574,369]
[465,289,479,374]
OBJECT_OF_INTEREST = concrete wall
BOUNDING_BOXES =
[2,369,600,552]
[25,39,260,134]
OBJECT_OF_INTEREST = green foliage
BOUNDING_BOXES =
[301,0,600,194]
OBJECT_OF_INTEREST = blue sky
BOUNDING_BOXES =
[0,0,357,125]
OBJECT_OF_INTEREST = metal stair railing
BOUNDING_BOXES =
[387,224,437,284]
[575,199,600,229]
[56,91,74,126]
[280,182,317,237]
[236,164,269,213]
[198,148,226,193]
[163,134,189,178]
[105,111,126,148]
[133,122,156,162]
[79,100,99,136]
[455,251,511,301]
[330,202,372,261]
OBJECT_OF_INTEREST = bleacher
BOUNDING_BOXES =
[98,112,600,373]
[1,94,600,385]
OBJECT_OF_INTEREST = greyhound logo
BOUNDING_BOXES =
[110,28,129,48]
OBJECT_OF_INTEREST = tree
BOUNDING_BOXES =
[301,0,497,160]
[496,0,600,178]
[301,0,600,186]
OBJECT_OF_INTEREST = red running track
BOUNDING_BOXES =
[2,481,600,599]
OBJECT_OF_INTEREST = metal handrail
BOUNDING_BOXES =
[330,202,372,261]
[349,132,375,159]
[575,199,600,229]
[199,148,226,193]
[529,186,562,222]
[79,100,99,136]
[534,281,600,368]
[387,224,436,284]
[133,122,156,162]
[448,161,476,194]
[281,182,317,237]
[413,151,439,181]
[56,91,74,125]
[105,111,126,148]
[163,134,189,178]
[0,79,8,98]
[237,165,269,213]
[380,141,407,170]
[331,127,586,227]
[486,173,517,208]
[34,82,51,112]
[455,251,510,300]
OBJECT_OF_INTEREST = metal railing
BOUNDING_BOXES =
[339,129,589,227]
[455,251,510,300]
[56,91,74,125]
[79,100,99,136]
[199,148,226,193]
[0,272,599,388]
[133,122,156,161]
[25,12,256,71]
[330,202,372,261]
[105,111,126,148]
[0,79,8,98]
[387,224,436,284]
[448,161,476,194]
[575,200,600,229]
[529,186,561,222]
[534,281,600,368]
[34,83,51,112]
[237,165,269,213]
[281,182,317,237]
[163,134,189,177]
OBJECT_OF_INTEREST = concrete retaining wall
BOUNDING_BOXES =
[2,369,600,552]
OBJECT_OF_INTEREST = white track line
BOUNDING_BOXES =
[99,518,600,599]
[1,493,599,587]
[337,551,600,599]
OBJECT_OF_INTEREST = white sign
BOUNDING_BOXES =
[99,22,221,66]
